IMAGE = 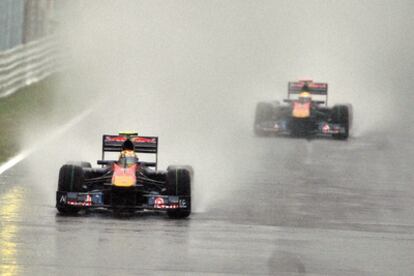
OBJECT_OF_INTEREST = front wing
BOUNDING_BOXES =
[255,119,347,137]
[56,191,190,210]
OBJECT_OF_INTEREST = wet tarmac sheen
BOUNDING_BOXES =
[0,131,413,276]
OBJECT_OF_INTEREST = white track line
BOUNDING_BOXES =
[0,108,93,175]
[0,151,30,175]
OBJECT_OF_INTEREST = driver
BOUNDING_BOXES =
[118,139,138,167]
[298,91,312,103]
[298,85,325,119]
[298,83,312,102]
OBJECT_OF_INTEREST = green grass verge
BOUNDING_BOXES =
[0,77,58,163]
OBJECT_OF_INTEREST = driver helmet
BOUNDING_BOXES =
[298,91,311,103]
[119,149,138,167]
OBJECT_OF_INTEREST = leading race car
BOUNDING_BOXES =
[56,132,192,218]
[254,80,352,139]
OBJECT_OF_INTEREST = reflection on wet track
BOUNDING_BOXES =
[0,187,24,276]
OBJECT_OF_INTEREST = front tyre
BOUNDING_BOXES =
[254,102,274,136]
[56,165,84,214]
[67,161,92,168]
[331,105,350,140]
[166,166,192,219]
[56,206,80,215]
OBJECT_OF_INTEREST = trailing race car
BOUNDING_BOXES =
[56,132,192,218]
[254,80,352,139]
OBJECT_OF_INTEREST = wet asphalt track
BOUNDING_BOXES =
[1,130,414,276]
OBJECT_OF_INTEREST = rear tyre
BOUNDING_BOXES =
[166,166,192,219]
[254,102,274,136]
[331,105,350,140]
[56,165,84,214]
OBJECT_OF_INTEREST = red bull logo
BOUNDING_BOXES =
[292,102,311,118]
[112,164,137,187]
[154,197,165,208]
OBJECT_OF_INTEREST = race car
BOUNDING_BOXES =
[56,132,192,218]
[254,80,352,139]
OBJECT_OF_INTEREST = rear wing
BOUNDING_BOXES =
[101,134,158,169]
[288,81,328,105]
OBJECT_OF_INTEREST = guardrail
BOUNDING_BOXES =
[0,36,59,98]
